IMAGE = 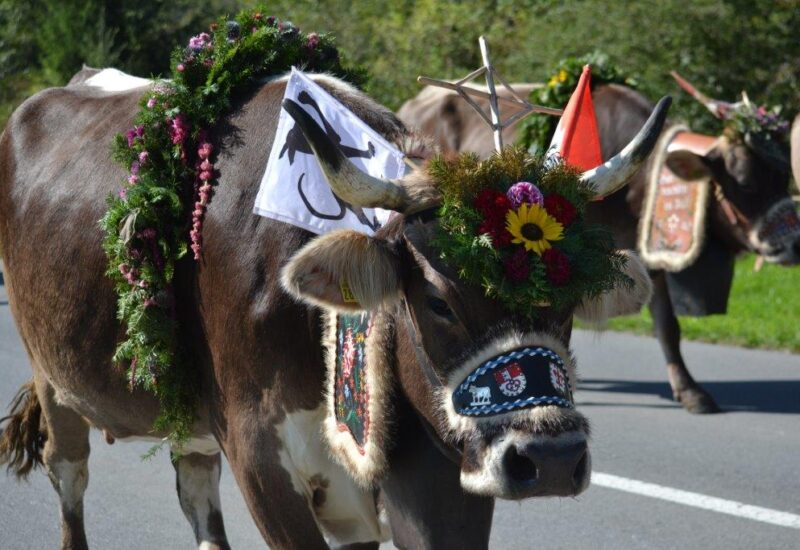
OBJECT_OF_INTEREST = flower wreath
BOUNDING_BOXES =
[518,51,636,154]
[431,147,630,315]
[724,101,790,143]
[100,8,363,443]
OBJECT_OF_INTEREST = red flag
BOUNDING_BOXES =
[545,65,603,171]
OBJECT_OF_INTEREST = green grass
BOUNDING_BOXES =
[603,255,800,352]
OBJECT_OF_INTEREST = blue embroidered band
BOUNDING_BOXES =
[452,346,573,417]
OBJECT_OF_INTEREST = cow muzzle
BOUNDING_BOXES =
[460,426,591,499]
[436,332,591,499]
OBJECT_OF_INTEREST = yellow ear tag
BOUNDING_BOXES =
[340,280,359,304]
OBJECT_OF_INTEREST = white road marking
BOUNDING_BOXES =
[593,472,800,529]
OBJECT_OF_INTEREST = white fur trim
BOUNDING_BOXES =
[574,250,653,324]
[321,310,395,487]
[434,331,576,438]
[638,125,710,271]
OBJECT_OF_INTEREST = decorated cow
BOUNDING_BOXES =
[398,67,800,415]
[0,14,668,550]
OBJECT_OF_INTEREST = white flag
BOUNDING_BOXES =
[254,68,407,235]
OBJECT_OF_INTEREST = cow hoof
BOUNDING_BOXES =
[674,387,721,414]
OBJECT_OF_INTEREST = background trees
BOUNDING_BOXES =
[2,0,799,136]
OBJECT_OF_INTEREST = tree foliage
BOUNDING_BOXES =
[3,0,799,133]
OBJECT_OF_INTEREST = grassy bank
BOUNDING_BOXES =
[604,255,800,353]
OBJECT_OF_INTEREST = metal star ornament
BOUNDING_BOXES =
[418,36,563,152]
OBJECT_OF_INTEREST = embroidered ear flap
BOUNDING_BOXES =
[322,309,395,487]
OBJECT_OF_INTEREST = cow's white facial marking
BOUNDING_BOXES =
[47,459,89,512]
[274,405,390,545]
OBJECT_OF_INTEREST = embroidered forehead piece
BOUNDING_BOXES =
[429,147,630,317]
[453,346,573,417]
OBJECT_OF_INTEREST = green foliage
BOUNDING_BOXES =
[518,51,636,154]
[604,255,800,352]
[431,148,629,316]
[100,8,361,444]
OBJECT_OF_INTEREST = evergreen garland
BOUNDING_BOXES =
[431,147,630,316]
[518,51,636,154]
[100,7,363,444]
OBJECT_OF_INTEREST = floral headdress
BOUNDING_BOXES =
[431,147,630,315]
[724,100,790,143]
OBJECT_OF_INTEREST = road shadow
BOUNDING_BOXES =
[579,378,800,414]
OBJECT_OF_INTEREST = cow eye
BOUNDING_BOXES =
[426,296,455,320]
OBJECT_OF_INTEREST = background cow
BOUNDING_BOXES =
[0,71,664,548]
[399,83,800,414]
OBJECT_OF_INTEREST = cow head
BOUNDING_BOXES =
[670,72,800,265]
[280,96,669,500]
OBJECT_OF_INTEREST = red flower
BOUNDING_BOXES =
[478,218,512,248]
[543,194,577,226]
[542,248,571,286]
[504,248,530,283]
[474,189,511,221]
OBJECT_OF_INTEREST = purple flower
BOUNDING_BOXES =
[506,181,544,208]
[138,151,149,164]
[146,97,157,109]
[127,175,139,185]
[168,114,189,145]
[130,161,140,175]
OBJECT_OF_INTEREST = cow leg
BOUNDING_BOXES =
[380,417,494,550]
[33,374,91,550]
[222,421,330,549]
[649,272,720,413]
[172,451,230,550]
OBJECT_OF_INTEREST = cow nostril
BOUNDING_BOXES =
[504,446,538,483]
[572,450,589,488]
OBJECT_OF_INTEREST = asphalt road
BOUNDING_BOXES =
[1,278,798,549]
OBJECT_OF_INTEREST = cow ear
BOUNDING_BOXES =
[281,230,402,311]
[665,150,711,181]
[574,250,652,324]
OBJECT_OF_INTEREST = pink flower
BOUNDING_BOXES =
[138,151,149,164]
[146,97,157,109]
[197,142,213,159]
[203,58,213,67]
[199,170,213,181]
[168,114,189,145]
[119,264,130,275]
[177,63,185,72]
[118,189,127,199]
[130,161,140,175]
[125,125,144,147]
[307,32,320,49]
[144,297,157,308]
[128,175,139,185]
[199,160,213,171]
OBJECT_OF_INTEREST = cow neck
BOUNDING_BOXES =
[712,181,752,230]
[399,299,464,464]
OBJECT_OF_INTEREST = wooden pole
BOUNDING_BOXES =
[479,36,503,152]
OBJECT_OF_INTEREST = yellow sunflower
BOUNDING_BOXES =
[506,203,564,255]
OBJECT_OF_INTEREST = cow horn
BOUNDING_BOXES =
[670,71,734,120]
[281,98,410,211]
[582,96,672,199]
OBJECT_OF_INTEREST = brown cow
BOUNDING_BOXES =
[0,70,664,549]
[399,83,800,414]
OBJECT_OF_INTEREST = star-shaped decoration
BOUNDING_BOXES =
[418,36,563,152]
